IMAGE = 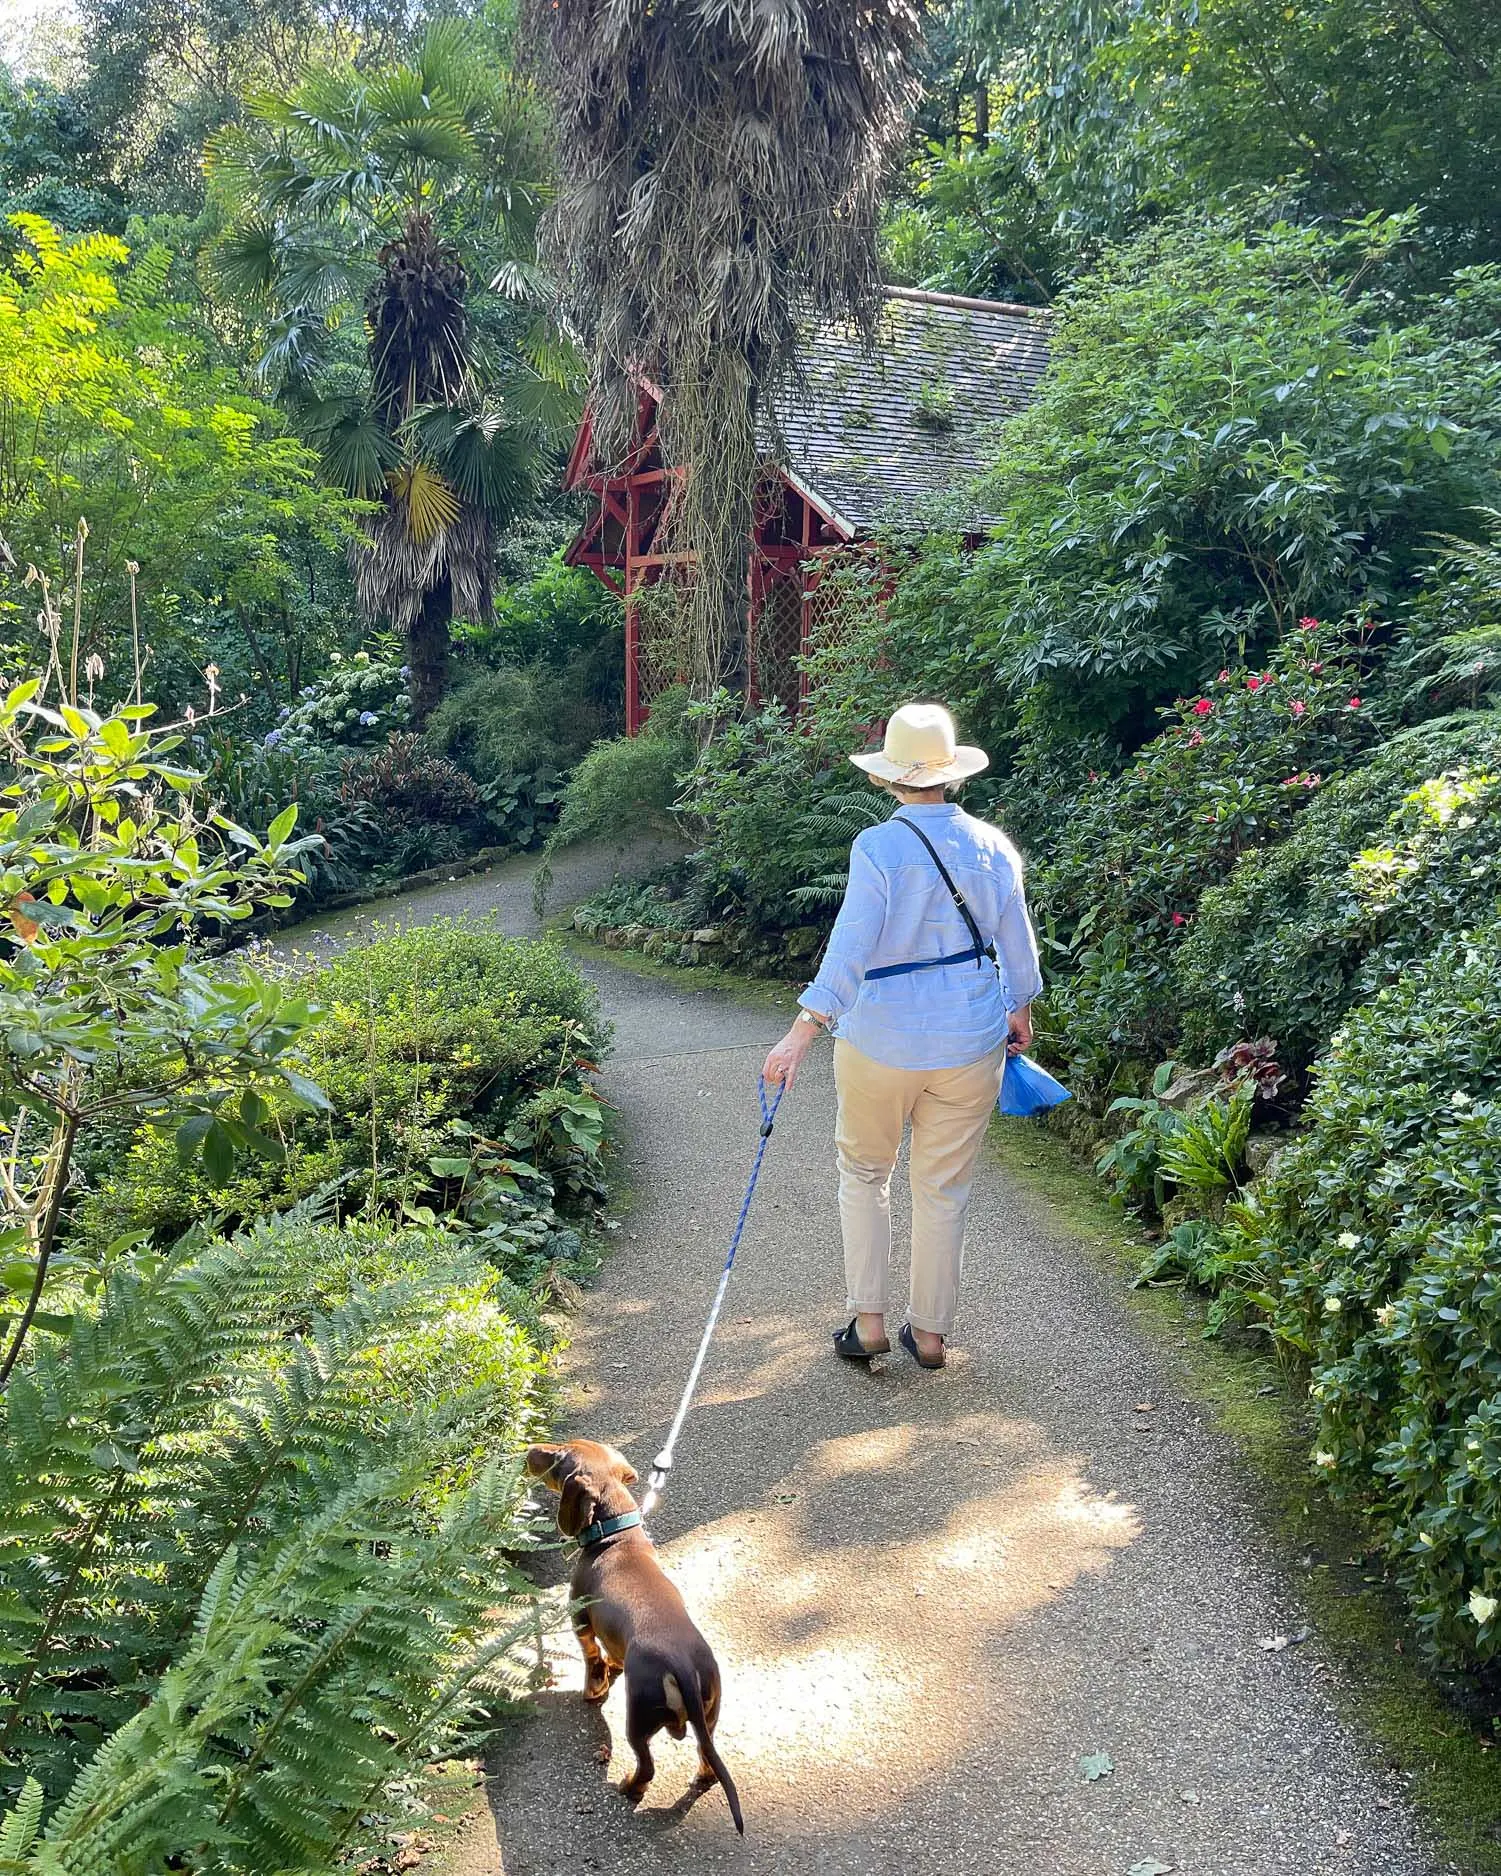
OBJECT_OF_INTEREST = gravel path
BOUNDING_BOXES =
[283,845,1435,1876]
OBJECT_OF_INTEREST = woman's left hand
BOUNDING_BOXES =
[762,1019,819,1089]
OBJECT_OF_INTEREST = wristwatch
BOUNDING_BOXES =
[796,1009,824,1031]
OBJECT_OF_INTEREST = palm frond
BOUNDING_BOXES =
[388,460,462,543]
[404,402,537,519]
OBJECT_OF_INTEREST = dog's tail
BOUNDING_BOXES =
[677,1672,743,1835]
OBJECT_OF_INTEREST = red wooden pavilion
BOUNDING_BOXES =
[563,286,1049,734]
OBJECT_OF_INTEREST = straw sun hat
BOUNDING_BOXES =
[849,703,989,788]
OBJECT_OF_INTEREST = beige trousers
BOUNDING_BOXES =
[833,1038,1006,1336]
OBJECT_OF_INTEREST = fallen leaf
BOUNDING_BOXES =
[1133,1402,1155,1413]
[1127,1861,1175,1876]
[594,1744,611,1763]
[1180,1790,1200,1805]
[1259,1626,1312,1653]
[1079,1751,1115,1782]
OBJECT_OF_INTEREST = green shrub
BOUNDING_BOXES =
[78,919,606,1250]
[0,1219,547,1859]
[1219,921,1501,1660]
[836,213,1501,761]
[541,685,693,872]
[1036,622,1379,1083]
[426,661,608,783]
[1176,712,1501,1073]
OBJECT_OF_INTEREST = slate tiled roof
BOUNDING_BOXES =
[773,286,1049,533]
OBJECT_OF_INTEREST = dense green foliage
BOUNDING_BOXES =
[0,217,358,708]
[0,1215,549,1865]
[83,917,606,1282]
[1177,715,1501,1075]
[1202,924,1501,1659]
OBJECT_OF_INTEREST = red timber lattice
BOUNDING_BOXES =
[564,393,854,733]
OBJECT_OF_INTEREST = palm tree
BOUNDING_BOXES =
[524,0,925,696]
[209,22,567,720]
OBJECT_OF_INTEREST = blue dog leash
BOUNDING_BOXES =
[640,1077,785,1517]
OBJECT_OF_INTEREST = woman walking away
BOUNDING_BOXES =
[761,704,1042,1371]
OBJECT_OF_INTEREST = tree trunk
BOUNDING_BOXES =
[408,574,452,724]
[974,83,989,144]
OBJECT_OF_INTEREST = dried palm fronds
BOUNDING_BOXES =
[526,0,925,694]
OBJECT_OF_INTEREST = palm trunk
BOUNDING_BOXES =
[408,574,452,724]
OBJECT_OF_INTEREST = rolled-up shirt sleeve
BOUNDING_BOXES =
[995,872,1043,1012]
[799,837,887,1025]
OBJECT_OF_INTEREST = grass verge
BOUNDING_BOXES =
[993,1118,1501,1876]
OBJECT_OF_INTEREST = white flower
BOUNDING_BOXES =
[1323,1294,1342,1314]
[1470,1589,1499,1626]
[1314,1450,1337,1469]
[1376,1305,1397,1328]
[1336,1231,1360,1250]
[1451,1090,1472,1108]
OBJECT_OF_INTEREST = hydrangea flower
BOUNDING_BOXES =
[359,710,379,726]
[264,729,282,747]
[278,704,291,719]
[301,686,316,699]
[1336,1230,1360,1250]
[399,665,411,680]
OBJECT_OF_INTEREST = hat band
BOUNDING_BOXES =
[892,755,952,780]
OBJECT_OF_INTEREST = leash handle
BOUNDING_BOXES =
[641,1078,784,1516]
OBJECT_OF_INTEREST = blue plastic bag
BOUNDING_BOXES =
[999,1052,1072,1118]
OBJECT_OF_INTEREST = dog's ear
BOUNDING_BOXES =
[557,1468,597,1538]
[525,1443,565,1485]
[604,1445,639,1486]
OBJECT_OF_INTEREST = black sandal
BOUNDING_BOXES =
[833,1318,890,1363]
[900,1323,946,1370]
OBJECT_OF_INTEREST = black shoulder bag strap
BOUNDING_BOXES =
[893,814,992,969]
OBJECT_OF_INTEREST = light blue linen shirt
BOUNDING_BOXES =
[798,802,1043,1071]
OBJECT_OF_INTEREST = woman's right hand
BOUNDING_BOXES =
[762,1019,818,1089]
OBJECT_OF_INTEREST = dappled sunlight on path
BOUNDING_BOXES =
[402,938,1436,1876]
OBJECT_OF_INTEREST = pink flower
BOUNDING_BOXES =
[1172,912,1185,927]
[1308,661,1324,674]
[1193,697,1213,716]
[1290,699,1306,717]
[1188,730,1204,747]
[1218,669,1230,682]
[1347,697,1362,710]
[1088,770,1098,782]
[1299,616,1319,630]
[1246,676,1262,692]
[1306,773,1322,787]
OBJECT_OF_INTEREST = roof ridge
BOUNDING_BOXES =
[882,283,1043,318]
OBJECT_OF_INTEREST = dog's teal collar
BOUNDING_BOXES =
[576,1508,644,1551]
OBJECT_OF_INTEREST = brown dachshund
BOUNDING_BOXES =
[526,1438,744,1833]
